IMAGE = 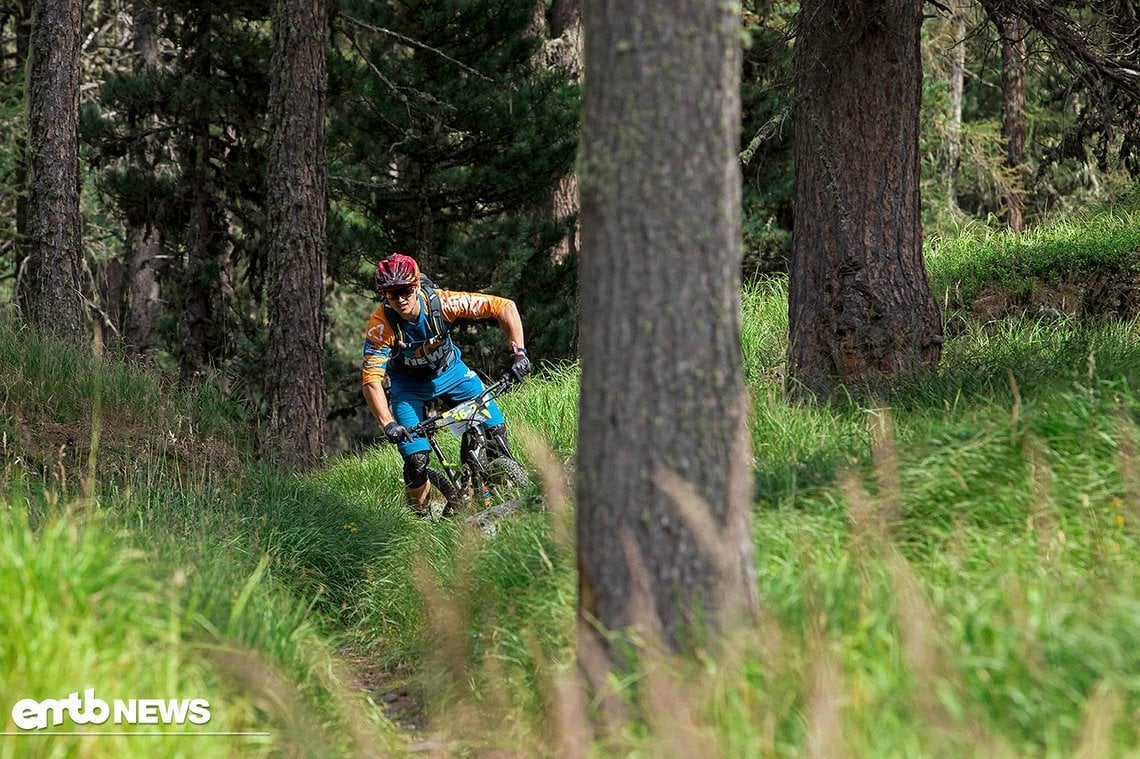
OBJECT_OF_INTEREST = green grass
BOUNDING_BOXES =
[0,325,403,756]
[384,210,1140,755]
[2,208,1140,755]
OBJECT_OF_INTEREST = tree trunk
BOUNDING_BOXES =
[578,0,757,654]
[529,0,582,264]
[264,0,328,470]
[11,6,31,294]
[20,0,86,340]
[995,10,1028,232]
[545,0,581,264]
[176,8,227,384]
[121,0,162,360]
[122,223,160,359]
[947,0,967,212]
[788,0,942,398]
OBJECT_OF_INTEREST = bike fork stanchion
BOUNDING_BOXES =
[461,427,494,508]
[427,435,461,492]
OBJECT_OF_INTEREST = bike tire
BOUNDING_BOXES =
[426,468,462,516]
[487,456,531,491]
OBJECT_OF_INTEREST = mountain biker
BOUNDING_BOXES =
[361,253,531,512]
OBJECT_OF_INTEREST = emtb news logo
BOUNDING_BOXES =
[11,689,211,731]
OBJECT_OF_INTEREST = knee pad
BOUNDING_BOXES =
[403,452,430,489]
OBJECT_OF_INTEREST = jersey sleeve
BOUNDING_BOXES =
[437,290,511,323]
[361,307,396,386]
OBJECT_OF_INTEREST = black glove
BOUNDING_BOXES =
[384,422,412,444]
[509,346,531,382]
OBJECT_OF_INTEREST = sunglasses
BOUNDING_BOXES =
[384,285,417,300]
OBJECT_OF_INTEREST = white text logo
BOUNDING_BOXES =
[11,689,211,731]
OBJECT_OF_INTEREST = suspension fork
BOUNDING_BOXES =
[426,434,462,492]
[461,424,495,506]
[461,425,492,480]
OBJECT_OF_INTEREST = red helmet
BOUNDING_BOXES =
[372,253,420,292]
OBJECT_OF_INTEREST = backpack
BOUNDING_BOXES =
[382,274,454,377]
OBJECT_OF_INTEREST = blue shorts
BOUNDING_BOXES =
[388,360,505,456]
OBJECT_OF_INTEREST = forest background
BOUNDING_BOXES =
[2,0,1134,455]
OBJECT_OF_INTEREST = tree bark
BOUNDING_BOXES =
[122,222,161,358]
[947,0,967,212]
[11,6,31,294]
[578,0,757,654]
[530,0,581,264]
[176,8,227,384]
[121,0,162,360]
[546,0,581,264]
[20,0,86,340]
[264,0,328,470]
[788,0,942,398]
[993,9,1028,232]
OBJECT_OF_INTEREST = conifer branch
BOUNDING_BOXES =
[335,22,459,116]
[990,0,1140,99]
[740,100,797,166]
[338,13,497,85]
[337,24,405,102]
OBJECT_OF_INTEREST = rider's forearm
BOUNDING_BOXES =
[497,300,525,351]
[363,382,395,427]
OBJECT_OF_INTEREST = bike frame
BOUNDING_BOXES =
[408,375,515,496]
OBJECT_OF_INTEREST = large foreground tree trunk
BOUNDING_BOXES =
[264,0,328,470]
[578,0,757,655]
[788,0,942,398]
[20,0,86,340]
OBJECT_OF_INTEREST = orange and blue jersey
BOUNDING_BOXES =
[362,288,512,456]
[361,289,511,386]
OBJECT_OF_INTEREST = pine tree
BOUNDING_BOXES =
[265,0,328,470]
[86,0,273,379]
[0,4,31,291]
[118,0,162,360]
[20,0,86,339]
[328,0,579,361]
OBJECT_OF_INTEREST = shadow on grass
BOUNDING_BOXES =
[231,464,433,620]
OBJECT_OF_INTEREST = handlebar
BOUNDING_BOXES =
[407,373,519,439]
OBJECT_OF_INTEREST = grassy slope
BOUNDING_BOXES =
[2,209,1140,756]
[0,335,403,756]
[374,210,1140,756]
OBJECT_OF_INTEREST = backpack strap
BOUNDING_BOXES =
[422,282,448,340]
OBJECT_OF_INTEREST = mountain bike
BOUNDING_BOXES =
[407,375,532,519]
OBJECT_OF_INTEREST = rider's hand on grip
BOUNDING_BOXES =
[384,422,412,444]
[509,345,531,383]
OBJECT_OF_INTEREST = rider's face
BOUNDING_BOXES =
[385,284,421,319]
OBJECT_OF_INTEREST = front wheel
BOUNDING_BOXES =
[426,468,462,516]
[487,456,531,491]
